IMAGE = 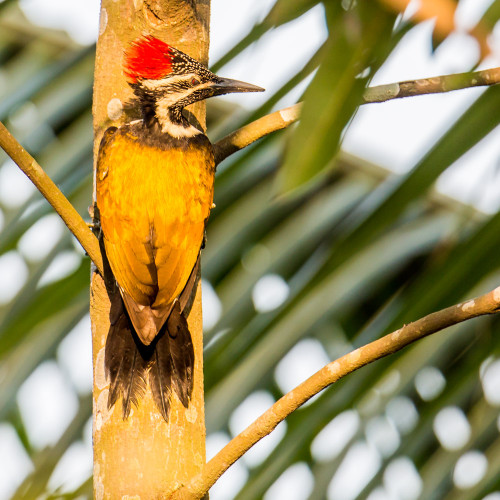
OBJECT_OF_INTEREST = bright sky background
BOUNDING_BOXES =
[1,0,500,499]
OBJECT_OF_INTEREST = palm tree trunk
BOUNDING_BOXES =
[91,1,210,497]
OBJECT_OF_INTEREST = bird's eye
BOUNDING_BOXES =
[191,77,200,86]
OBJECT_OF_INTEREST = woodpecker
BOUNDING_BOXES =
[96,36,263,421]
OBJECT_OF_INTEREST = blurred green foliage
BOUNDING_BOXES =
[1,0,500,499]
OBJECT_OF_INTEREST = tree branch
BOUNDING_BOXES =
[363,66,500,103]
[213,103,301,165]
[174,286,500,499]
[0,121,104,275]
[213,66,500,165]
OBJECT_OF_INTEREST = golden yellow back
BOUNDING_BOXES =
[96,125,215,315]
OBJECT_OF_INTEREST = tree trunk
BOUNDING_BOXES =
[91,1,210,498]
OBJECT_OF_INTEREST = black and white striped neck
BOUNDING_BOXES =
[132,86,202,139]
[155,101,201,139]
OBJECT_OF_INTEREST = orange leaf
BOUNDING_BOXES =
[378,0,490,58]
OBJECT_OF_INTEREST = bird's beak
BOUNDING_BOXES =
[211,77,265,95]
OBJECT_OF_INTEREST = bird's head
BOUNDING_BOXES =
[124,36,263,135]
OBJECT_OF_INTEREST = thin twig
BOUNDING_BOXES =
[0,122,104,275]
[363,66,500,103]
[213,103,301,165]
[173,287,500,499]
[213,66,500,165]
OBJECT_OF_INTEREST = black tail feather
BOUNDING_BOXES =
[104,297,194,421]
[167,300,194,408]
[122,348,149,419]
[105,309,148,418]
[149,333,173,421]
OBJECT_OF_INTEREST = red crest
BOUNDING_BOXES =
[124,36,173,83]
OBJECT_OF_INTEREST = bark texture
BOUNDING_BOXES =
[91,1,209,498]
